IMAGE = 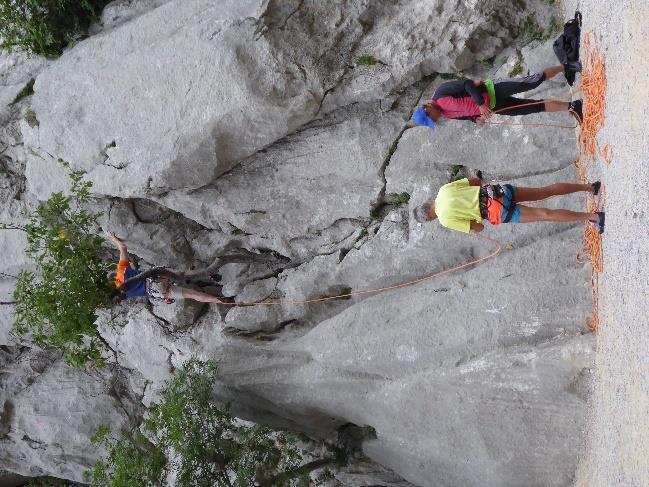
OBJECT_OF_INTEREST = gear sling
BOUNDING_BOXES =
[480,184,517,225]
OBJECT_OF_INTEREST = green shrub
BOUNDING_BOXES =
[386,192,410,206]
[356,55,378,66]
[0,0,111,56]
[518,14,562,45]
[91,359,344,486]
[8,169,114,367]
[89,430,166,487]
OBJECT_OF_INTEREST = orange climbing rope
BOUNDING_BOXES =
[578,33,608,165]
[574,32,609,333]
[229,233,501,307]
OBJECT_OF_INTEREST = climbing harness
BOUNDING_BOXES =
[118,265,224,304]
[480,184,517,225]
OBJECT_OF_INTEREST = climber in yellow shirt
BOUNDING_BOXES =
[413,177,605,234]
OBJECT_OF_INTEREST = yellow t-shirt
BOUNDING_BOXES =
[434,178,482,233]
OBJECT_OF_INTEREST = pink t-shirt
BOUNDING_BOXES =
[435,91,490,118]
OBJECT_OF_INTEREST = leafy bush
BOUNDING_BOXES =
[9,169,114,367]
[89,429,167,487]
[91,359,343,486]
[518,14,562,45]
[0,0,111,56]
[386,192,410,206]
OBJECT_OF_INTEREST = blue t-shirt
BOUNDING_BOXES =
[123,267,147,297]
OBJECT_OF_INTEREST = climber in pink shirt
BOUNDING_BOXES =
[412,64,583,128]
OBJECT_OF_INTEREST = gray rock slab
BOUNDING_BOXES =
[321,0,538,110]
[155,102,406,259]
[96,302,225,405]
[25,0,316,197]
[214,241,594,485]
[0,348,143,482]
[385,118,576,193]
[3,1,598,484]
[0,50,47,124]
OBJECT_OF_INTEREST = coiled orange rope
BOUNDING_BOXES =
[574,32,609,333]
[578,33,608,164]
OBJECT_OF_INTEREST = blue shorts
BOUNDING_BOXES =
[501,185,521,223]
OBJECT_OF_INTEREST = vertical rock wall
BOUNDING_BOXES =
[0,0,595,485]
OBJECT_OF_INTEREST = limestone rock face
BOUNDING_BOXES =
[2,0,597,484]
[0,347,144,480]
[25,0,538,200]
[0,50,48,346]
[25,0,332,197]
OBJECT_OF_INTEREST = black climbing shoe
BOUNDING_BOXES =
[592,181,601,196]
[591,211,605,234]
[565,60,582,73]
[569,99,583,124]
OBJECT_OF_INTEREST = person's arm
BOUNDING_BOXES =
[468,178,482,186]
[432,80,467,100]
[462,80,493,120]
[470,221,484,233]
[108,231,129,262]
[462,80,486,105]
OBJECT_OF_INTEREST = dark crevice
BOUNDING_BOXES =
[10,78,35,105]
[278,0,304,30]
[146,303,174,331]
[191,303,211,325]
[159,346,176,373]
[371,85,428,223]
[223,319,300,341]
[22,434,45,450]
[96,333,119,365]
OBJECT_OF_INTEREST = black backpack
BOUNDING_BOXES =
[553,11,582,85]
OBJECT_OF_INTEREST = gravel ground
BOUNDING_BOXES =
[558,0,649,485]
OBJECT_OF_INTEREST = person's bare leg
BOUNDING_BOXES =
[177,286,222,304]
[518,205,598,223]
[514,183,593,203]
[544,100,571,112]
[543,65,565,80]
